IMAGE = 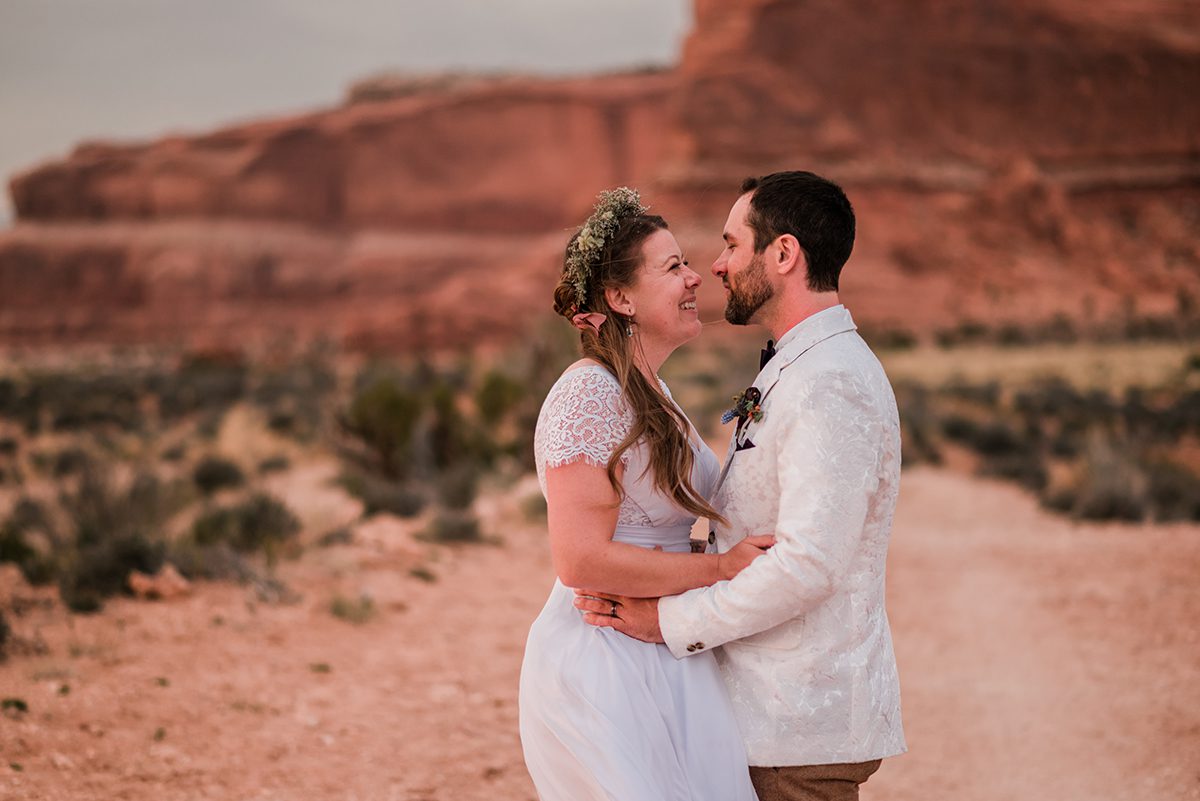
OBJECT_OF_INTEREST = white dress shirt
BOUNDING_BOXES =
[658,305,907,767]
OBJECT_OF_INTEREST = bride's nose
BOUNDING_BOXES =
[684,265,702,289]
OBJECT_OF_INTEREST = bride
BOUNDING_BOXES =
[519,188,769,800]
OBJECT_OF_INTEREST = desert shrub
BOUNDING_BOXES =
[155,354,248,421]
[266,409,297,434]
[166,540,253,582]
[161,444,187,462]
[329,593,375,624]
[63,470,190,551]
[422,510,482,543]
[1162,390,1200,438]
[47,372,145,432]
[0,378,16,417]
[0,498,56,585]
[435,464,480,510]
[980,452,1048,491]
[1144,460,1200,522]
[943,380,1001,407]
[190,493,300,555]
[53,469,189,611]
[861,327,917,351]
[1038,314,1077,344]
[6,382,43,435]
[195,411,225,440]
[252,357,336,440]
[257,455,291,474]
[192,456,246,495]
[0,612,9,660]
[1060,438,1149,522]
[337,471,426,518]
[520,492,548,521]
[429,383,495,471]
[894,383,943,467]
[1124,315,1183,341]
[51,447,92,478]
[934,320,990,348]
[941,414,979,443]
[996,324,1030,348]
[476,370,526,426]
[59,531,165,613]
[409,566,437,583]
[317,527,354,547]
[340,376,423,479]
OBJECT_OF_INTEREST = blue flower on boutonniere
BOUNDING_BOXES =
[721,386,763,425]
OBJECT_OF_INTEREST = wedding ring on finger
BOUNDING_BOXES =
[610,600,619,617]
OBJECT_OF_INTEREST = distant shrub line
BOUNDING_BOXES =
[897,375,1200,523]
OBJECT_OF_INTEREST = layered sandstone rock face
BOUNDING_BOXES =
[2,1,1198,351]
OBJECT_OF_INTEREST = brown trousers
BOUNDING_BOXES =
[749,760,882,801]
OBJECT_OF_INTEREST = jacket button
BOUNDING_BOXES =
[686,644,696,652]
[708,531,716,545]
[695,642,705,650]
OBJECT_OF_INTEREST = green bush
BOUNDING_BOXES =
[52,469,189,611]
[166,540,253,582]
[192,456,246,495]
[329,593,375,624]
[161,444,188,462]
[1145,460,1200,522]
[0,498,56,585]
[252,357,336,440]
[0,611,9,661]
[340,377,423,479]
[476,371,526,426]
[60,532,166,613]
[191,493,301,555]
[337,471,426,518]
[52,447,92,478]
[894,383,943,467]
[422,510,482,543]
[436,464,479,510]
[155,353,248,421]
[257,455,291,474]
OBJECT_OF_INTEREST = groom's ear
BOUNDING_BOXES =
[774,234,805,277]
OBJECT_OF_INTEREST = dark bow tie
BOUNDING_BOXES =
[759,339,776,370]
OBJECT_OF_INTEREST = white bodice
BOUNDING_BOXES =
[534,365,719,548]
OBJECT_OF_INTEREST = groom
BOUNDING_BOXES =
[575,171,906,800]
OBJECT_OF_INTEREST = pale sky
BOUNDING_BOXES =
[0,0,692,224]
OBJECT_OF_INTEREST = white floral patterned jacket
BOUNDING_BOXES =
[658,305,907,767]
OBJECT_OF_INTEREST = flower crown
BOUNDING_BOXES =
[564,187,648,310]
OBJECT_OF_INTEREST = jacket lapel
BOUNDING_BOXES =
[721,307,859,470]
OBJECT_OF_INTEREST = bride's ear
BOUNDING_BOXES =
[603,286,636,318]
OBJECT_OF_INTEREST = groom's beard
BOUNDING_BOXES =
[723,253,774,326]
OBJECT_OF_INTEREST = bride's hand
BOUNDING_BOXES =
[717,534,776,581]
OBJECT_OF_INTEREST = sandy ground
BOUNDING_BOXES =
[2,466,1198,801]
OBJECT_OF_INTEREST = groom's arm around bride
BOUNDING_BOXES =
[578,171,906,801]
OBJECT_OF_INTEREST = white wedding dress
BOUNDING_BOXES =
[519,365,758,801]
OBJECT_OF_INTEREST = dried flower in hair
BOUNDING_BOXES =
[564,187,648,308]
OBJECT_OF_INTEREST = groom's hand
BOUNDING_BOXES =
[573,590,664,644]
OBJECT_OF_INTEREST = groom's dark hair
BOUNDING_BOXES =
[740,171,855,292]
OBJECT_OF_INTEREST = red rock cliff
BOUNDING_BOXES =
[3,1,1198,351]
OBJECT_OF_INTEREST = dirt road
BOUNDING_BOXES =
[2,467,1198,800]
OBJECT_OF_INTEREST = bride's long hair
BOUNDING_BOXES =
[553,214,725,524]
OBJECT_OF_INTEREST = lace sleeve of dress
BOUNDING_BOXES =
[537,368,633,471]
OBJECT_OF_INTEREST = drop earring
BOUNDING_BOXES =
[626,313,635,337]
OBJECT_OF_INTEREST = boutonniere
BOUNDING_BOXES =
[721,386,763,426]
